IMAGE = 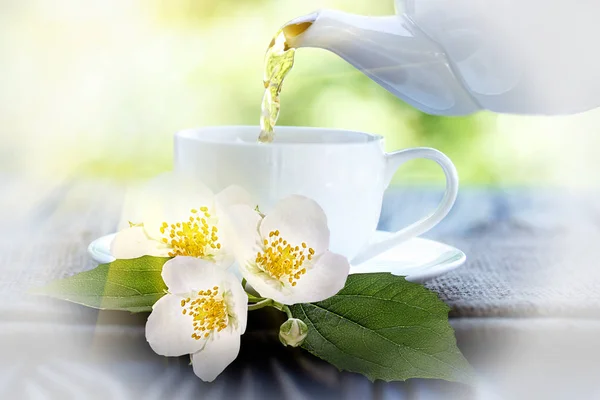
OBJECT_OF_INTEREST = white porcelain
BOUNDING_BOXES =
[88,233,116,265]
[352,231,466,283]
[288,1,600,115]
[87,232,466,283]
[174,126,458,264]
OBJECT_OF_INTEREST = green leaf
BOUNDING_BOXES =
[289,273,475,383]
[32,256,170,313]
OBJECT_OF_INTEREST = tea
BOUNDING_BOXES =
[259,21,313,143]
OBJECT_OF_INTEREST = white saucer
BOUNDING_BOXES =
[88,231,465,283]
[350,231,466,283]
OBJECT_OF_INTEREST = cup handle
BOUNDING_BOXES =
[350,147,459,265]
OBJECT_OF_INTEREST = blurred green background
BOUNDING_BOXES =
[1,0,599,186]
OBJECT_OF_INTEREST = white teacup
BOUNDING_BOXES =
[174,126,458,264]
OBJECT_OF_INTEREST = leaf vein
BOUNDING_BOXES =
[64,278,145,295]
[305,303,460,374]
[298,304,391,371]
[332,294,437,315]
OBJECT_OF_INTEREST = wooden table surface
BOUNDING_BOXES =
[2,175,600,399]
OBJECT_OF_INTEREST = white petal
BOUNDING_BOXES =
[278,251,350,305]
[224,274,249,334]
[162,256,236,294]
[211,187,256,267]
[110,226,170,259]
[137,172,216,240]
[145,294,205,357]
[116,184,146,231]
[259,195,329,256]
[222,205,263,269]
[209,247,235,270]
[240,269,292,305]
[191,331,240,382]
[205,214,239,270]
[214,185,256,209]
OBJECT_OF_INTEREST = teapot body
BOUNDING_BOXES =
[397,0,600,115]
[295,1,600,116]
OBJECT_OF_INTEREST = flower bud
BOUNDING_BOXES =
[279,318,308,347]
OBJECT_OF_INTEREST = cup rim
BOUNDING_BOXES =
[174,125,384,147]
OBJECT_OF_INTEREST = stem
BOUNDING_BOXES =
[241,278,247,289]
[248,299,273,311]
[283,305,293,318]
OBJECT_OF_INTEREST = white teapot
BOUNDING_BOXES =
[286,0,600,115]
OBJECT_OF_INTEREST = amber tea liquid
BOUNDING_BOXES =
[259,21,313,143]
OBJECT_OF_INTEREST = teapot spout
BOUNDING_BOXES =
[285,9,479,115]
[288,10,410,50]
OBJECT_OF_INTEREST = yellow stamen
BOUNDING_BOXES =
[160,207,221,258]
[254,230,314,286]
[181,287,229,341]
